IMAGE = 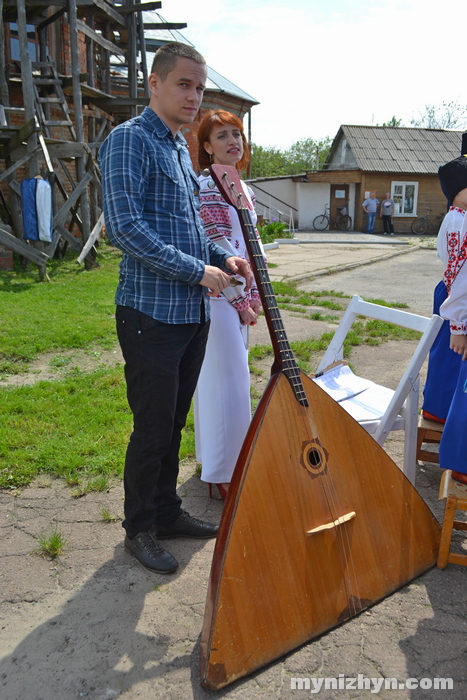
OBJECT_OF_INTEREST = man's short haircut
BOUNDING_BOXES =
[150,42,206,80]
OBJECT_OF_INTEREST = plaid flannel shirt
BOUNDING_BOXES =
[99,107,230,323]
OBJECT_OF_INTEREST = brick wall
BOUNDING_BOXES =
[0,245,13,271]
[60,18,87,74]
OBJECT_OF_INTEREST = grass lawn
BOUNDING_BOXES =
[0,365,196,491]
[1,243,419,491]
[0,242,119,375]
[0,243,190,489]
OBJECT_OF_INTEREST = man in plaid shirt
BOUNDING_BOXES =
[99,42,252,574]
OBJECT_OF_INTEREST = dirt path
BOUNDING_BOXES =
[1,289,467,699]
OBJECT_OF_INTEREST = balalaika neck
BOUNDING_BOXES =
[238,208,308,407]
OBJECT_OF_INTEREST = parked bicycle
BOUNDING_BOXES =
[313,203,352,232]
[410,208,445,235]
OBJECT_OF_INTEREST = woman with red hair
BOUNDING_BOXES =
[194,110,265,501]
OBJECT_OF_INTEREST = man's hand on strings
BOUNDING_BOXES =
[200,265,231,296]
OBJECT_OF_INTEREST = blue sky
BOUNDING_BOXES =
[161,0,465,149]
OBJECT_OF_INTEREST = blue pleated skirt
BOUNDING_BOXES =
[422,280,462,421]
[439,358,467,473]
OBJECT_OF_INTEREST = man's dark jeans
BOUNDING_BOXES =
[116,305,209,538]
[382,214,395,234]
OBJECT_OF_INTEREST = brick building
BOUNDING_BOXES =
[0,4,258,272]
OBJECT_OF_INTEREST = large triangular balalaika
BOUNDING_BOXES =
[200,164,440,690]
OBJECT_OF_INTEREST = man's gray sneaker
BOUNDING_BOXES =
[155,509,218,540]
[125,529,178,573]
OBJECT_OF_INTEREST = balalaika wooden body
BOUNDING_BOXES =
[200,165,440,690]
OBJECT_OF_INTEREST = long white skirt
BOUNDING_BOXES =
[194,298,251,484]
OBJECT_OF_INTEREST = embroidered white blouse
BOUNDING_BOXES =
[198,171,265,311]
[438,206,467,334]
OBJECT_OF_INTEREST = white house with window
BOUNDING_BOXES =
[248,126,463,233]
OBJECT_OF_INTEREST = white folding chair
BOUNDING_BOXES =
[315,295,443,484]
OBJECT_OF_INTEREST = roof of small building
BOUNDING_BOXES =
[203,65,258,104]
[326,125,464,174]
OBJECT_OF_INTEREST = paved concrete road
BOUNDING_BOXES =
[251,243,442,349]
[265,238,417,285]
[299,247,443,317]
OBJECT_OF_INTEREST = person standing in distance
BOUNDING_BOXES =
[362,191,379,233]
[380,191,395,235]
[99,43,252,574]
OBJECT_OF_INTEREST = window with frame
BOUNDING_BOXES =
[391,181,418,217]
[6,23,38,64]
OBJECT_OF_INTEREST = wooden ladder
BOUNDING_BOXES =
[32,61,76,141]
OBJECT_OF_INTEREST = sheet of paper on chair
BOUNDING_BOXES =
[338,384,395,422]
[313,364,375,401]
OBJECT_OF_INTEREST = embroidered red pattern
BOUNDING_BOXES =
[443,224,467,293]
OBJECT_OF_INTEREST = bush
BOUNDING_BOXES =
[257,219,293,244]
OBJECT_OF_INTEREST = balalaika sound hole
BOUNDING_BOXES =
[300,439,328,478]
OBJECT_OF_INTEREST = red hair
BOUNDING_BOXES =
[197,110,250,171]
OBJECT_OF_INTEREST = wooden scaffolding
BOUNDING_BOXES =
[0,0,186,277]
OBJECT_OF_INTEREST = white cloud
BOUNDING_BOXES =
[159,0,466,148]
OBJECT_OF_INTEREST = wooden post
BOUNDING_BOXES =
[137,3,149,99]
[16,0,38,177]
[37,29,51,137]
[102,23,111,96]
[68,0,93,267]
[127,0,137,117]
[14,0,51,279]
[0,0,10,112]
[86,16,95,88]
[246,109,252,179]
[4,161,24,241]
[86,15,98,226]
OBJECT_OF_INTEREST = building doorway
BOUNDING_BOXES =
[330,184,349,220]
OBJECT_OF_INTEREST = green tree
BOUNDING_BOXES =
[379,116,403,127]
[249,144,290,178]
[285,136,332,172]
[250,137,332,178]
